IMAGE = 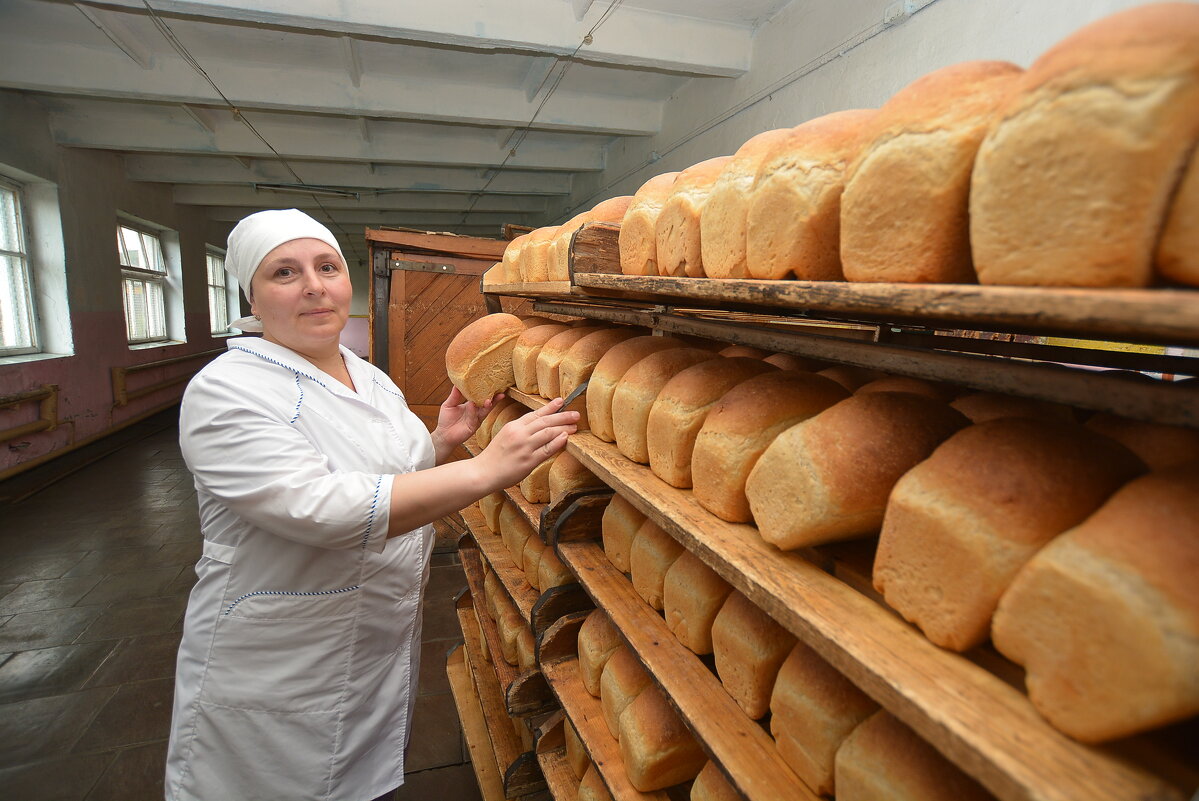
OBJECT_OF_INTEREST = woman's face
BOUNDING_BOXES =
[250,237,352,354]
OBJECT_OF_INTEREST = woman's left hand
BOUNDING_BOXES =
[431,387,501,462]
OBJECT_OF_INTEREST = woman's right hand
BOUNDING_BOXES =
[477,398,579,489]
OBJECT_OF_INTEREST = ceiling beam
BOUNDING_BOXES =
[172,185,550,213]
[43,98,607,171]
[72,3,154,69]
[68,0,751,77]
[125,154,575,195]
[203,207,534,227]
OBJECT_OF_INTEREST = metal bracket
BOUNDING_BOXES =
[390,258,456,274]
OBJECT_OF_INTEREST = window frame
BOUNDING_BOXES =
[0,176,40,357]
[205,246,238,336]
[117,220,170,345]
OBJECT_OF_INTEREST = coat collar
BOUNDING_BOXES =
[226,336,374,405]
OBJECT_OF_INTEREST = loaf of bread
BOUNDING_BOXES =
[746,109,878,280]
[520,226,561,282]
[601,493,645,573]
[700,129,796,279]
[551,196,633,281]
[445,313,525,404]
[690,762,740,801]
[647,357,777,487]
[600,646,652,739]
[499,502,536,570]
[692,371,849,522]
[483,569,504,622]
[521,534,546,591]
[587,336,687,442]
[548,450,607,506]
[498,606,525,666]
[950,391,1075,424]
[479,491,505,533]
[992,463,1199,742]
[519,315,558,329]
[613,347,719,464]
[500,233,530,282]
[620,172,681,275]
[558,328,643,428]
[516,625,537,671]
[578,609,624,697]
[485,402,525,449]
[816,365,883,391]
[835,710,995,801]
[536,326,605,399]
[655,156,734,277]
[512,324,571,394]
[717,344,769,359]
[764,352,824,371]
[855,376,957,402]
[746,393,969,549]
[970,4,1199,287]
[518,452,559,504]
[1157,148,1198,285]
[577,764,614,801]
[841,61,1022,283]
[663,550,733,655]
[476,396,516,448]
[770,641,878,796]
[537,546,574,590]
[565,717,588,780]
[629,519,685,611]
[1085,413,1199,469]
[618,683,707,791]
[711,590,796,719]
[874,418,1146,651]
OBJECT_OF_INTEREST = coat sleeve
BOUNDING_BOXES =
[179,371,392,553]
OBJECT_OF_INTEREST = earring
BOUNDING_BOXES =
[253,314,261,320]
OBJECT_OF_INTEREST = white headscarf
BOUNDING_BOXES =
[225,209,345,332]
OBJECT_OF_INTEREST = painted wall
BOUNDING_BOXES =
[553,0,1155,220]
[0,89,239,476]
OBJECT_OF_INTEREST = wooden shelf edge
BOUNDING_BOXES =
[464,503,541,620]
[459,515,522,690]
[540,657,672,801]
[534,719,581,801]
[557,540,816,801]
[447,645,509,801]
[455,591,526,773]
[563,433,1184,801]
[484,281,578,298]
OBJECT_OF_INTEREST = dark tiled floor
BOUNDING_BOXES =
[0,420,480,801]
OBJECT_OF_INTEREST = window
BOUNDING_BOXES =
[0,178,37,355]
[118,223,168,343]
[206,248,235,334]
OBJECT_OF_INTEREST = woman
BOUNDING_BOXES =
[165,209,577,801]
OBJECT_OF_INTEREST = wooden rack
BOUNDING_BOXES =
[532,717,581,801]
[447,643,509,801]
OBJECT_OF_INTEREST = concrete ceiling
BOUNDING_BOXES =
[0,0,792,262]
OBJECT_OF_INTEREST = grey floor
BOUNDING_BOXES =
[0,418,482,801]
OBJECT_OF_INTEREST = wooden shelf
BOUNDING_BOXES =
[460,508,555,718]
[484,281,578,299]
[447,644,510,801]
[562,432,1184,801]
[557,539,816,801]
[539,655,671,801]
[454,589,545,797]
[534,717,583,801]
[567,222,1199,347]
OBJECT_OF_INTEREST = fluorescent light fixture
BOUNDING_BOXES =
[254,183,360,200]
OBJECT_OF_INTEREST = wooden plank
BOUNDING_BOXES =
[558,541,817,801]
[530,583,594,637]
[465,502,540,621]
[458,551,521,709]
[544,492,611,546]
[483,281,578,298]
[564,433,1184,801]
[569,222,622,276]
[455,591,535,796]
[367,228,509,259]
[540,657,671,801]
[572,272,1199,348]
[447,644,510,801]
[536,611,590,666]
[534,719,581,801]
[389,250,493,276]
[387,267,407,386]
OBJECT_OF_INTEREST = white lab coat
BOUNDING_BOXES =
[165,336,436,801]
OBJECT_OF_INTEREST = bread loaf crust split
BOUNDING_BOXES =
[693,371,849,523]
[646,356,777,488]
[746,392,968,549]
[1157,149,1199,285]
[586,336,686,442]
[536,326,605,400]
[445,313,525,404]
[512,323,571,394]
[992,463,1199,742]
[970,4,1199,287]
[746,109,877,280]
[873,418,1145,651]
[701,129,796,279]
[655,156,733,277]
[620,172,680,275]
[841,60,1022,284]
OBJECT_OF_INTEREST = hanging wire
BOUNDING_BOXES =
[139,1,356,249]
[458,0,627,225]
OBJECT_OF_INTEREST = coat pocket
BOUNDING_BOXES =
[200,587,360,712]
